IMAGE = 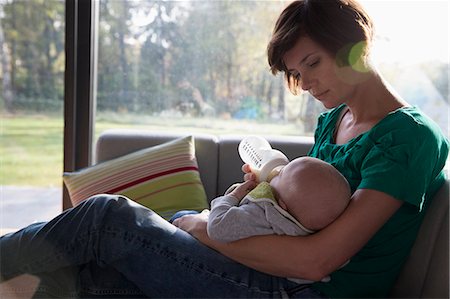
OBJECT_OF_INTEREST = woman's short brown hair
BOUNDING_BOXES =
[267,0,374,93]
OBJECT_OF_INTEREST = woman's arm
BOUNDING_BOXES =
[174,188,403,281]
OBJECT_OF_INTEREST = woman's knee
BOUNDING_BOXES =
[72,194,167,235]
[74,194,138,223]
[81,194,130,209]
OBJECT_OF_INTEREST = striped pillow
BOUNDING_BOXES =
[63,136,208,220]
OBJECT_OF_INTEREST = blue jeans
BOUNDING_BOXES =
[0,195,327,298]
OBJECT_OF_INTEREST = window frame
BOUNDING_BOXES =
[63,0,98,209]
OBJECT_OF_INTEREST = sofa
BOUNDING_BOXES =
[96,129,449,298]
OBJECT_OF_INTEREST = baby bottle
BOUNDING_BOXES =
[238,136,289,182]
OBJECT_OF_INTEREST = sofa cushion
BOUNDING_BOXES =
[64,135,209,220]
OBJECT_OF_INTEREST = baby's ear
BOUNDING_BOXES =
[277,198,288,210]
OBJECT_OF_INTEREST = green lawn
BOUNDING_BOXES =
[1,115,64,187]
[1,113,305,187]
[0,114,152,186]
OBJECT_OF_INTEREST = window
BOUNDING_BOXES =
[94,0,449,145]
[94,0,323,141]
[0,0,65,233]
[364,1,449,135]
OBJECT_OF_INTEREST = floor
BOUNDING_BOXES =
[0,186,62,236]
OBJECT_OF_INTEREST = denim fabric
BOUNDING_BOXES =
[0,195,327,298]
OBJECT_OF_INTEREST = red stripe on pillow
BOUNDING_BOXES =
[77,155,193,197]
[107,166,199,193]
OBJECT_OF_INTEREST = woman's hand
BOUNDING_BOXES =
[172,209,210,241]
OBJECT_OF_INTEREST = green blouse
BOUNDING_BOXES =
[309,105,449,298]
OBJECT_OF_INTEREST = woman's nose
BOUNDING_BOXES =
[300,76,312,91]
[300,74,312,91]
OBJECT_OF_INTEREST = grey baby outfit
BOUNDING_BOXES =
[207,181,330,284]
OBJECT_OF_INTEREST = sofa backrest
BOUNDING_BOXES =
[389,179,449,298]
[95,129,449,298]
[95,129,314,201]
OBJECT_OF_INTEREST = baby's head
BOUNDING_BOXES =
[270,157,351,231]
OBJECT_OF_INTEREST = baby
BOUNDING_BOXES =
[207,156,351,242]
[170,156,351,284]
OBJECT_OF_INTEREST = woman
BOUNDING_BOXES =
[1,0,448,298]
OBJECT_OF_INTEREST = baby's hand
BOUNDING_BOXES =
[242,163,257,182]
[229,180,257,200]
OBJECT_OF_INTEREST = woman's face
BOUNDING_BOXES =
[283,36,358,109]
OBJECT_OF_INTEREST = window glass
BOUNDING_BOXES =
[95,0,448,143]
[0,0,64,234]
[95,0,323,140]
[364,1,449,135]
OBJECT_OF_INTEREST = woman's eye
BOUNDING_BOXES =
[309,59,320,67]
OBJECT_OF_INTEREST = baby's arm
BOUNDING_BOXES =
[207,181,276,242]
[227,180,256,199]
